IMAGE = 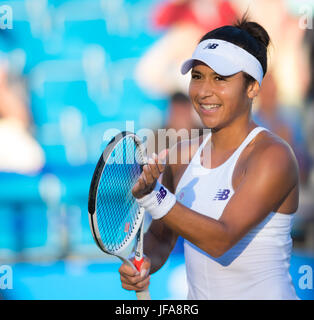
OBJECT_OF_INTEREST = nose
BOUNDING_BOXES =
[198,81,214,100]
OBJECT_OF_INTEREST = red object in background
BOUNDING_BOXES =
[153,0,238,32]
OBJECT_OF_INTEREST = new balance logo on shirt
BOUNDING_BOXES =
[213,189,230,201]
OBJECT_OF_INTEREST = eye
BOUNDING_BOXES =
[191,74,200,80]
[191,73,201,80]
[214,75,225,81]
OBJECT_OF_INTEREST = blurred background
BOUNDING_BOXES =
[0,0,313,300]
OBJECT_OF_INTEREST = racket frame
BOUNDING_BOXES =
[88,131,151,299]
[88,131,145,255]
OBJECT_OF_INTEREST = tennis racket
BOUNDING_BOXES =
[88,131,151,300]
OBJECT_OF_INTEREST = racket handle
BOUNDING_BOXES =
[133,212,151,300]
[133,257,151,300]
[133,256,144,271]
[136,289,151,300]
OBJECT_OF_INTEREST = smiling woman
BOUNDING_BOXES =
[184,17,269,132]
[189,66,253,130]
[118,15,300,300]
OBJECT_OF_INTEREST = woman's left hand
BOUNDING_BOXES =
[132,149,168,199]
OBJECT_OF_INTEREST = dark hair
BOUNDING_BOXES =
[170,91,191,105]
[199,14,271,86]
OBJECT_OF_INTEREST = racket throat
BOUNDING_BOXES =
[133,217,144,271]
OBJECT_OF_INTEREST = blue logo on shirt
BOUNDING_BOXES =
[213,189,230,201]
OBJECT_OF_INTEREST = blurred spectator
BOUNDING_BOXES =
[0,59,45,174]
[253,73,312,186]
[153,0,237,32]
[232,0,310,106]
[135,0,238,97]
[165,91,200,134]
[303,17,314,173]
[144,91,203,159]
[304,17,314,104]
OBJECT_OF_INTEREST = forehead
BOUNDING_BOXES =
[191,61,216,73]
[191,62,245,83]
[191,61,229,78]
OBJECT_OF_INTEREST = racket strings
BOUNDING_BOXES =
[96,136,143,253]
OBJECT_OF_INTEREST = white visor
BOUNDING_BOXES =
[181,39,263,85]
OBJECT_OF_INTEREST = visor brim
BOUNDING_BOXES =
[181,56,241,77]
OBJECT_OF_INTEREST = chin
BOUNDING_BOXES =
[200,118,221,131]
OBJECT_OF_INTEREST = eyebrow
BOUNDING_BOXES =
[191,69,232,78]
[191,69,202,74]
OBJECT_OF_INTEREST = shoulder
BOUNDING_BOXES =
[246,130,299,187]
[250,130,298,167]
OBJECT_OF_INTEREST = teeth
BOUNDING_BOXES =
[201,104,220,110]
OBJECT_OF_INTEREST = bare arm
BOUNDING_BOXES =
[119,137,298,292]
[159,142,299,257]
[143,163,179,274]
[140,138,198,273]
[118,148,178,291]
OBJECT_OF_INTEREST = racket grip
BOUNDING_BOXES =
[136,289,151,300]
[133,257,144,272]
[133,257,151,300]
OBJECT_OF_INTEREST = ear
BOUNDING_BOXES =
[247,80,260,99]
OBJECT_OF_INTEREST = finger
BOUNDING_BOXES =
[139,175,147,188]
[132,176,146,198]
[119,263,139,277]
[147,157,161,180]
[140,255,151,272]
[120,270,150,288]
[121,256,150,283]
[152,154,164,175]
[120,268,149,282]
[135,276,151,291]
[121,275,151,291]
[142,163,155,185]
[158,149,169,163]
[120,273,140,286]
[154,150,168,172]
[120,257,151,291]
[140,171,150,189]
[122,281,150,292]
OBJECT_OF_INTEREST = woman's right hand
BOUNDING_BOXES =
[118,256,151,293]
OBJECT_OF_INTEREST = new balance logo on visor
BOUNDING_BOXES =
[204,43,219,50]
[156,186,167,204]
[213,189,230,200]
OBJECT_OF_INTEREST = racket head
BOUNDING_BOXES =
[88,131,146,256]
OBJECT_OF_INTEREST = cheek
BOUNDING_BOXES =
[188,82,198,107]
[220,84,246,107]
[188,82,196,99]
[217,88,234,106]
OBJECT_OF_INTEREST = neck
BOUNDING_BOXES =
[258,106,278,120]
[210,116,256,152]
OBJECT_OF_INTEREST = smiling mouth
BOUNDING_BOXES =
[200,104,222,111]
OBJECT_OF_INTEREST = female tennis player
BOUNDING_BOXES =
[119,16,299,300]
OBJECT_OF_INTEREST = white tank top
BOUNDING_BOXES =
[175,127,298,300]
